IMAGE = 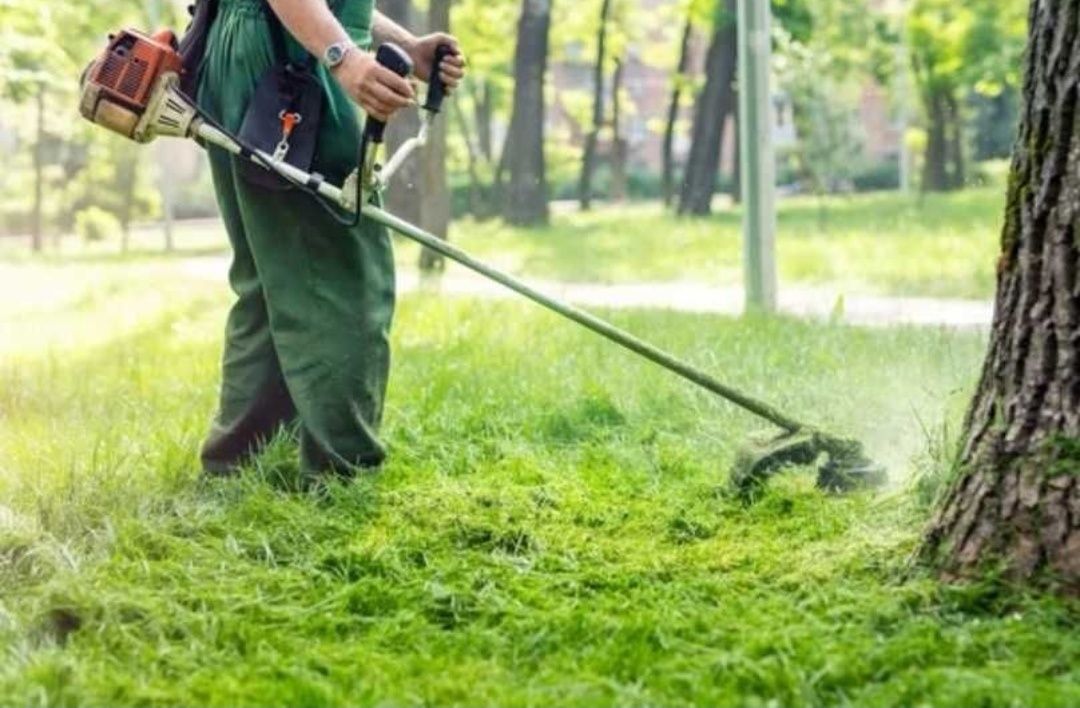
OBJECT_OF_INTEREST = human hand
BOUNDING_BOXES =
[331,48,415,121]
[407,33,466,93]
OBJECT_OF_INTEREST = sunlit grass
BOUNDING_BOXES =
[444,189,1002,298]
[3,188,1002,302]
[3,252,1078,707]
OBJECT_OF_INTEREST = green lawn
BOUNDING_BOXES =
[442,189,1003,299]
[3,187,1003,301]
[3,254,1079,707]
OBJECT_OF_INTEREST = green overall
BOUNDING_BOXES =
[197,0,395,475]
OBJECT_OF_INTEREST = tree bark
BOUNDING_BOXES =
[921,87,951,192]
[678,0,737,216]
[502,0,551,226]
[922,0,1080,593]
[471,80,494,162]
[418,0,452,273]
[945,90,966,189]
[377,0,423,225]
[663,19,694,208]
[579,0,613,210]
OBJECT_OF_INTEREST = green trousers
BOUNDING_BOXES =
[198,0,394,475]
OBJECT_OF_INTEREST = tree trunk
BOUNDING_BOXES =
[419,0,452,273]
[921,87,951,193]
[945,90,965,189]
[663,19,694,208]
[377,0,423,225]
[678,0,737,216]
[579,0,613,210]
[472,80,494,162]
[502,0,551,226]
[31,83,45,254]
[118,147,138,253]
[610,56,628,202]
[922,0,1080,593]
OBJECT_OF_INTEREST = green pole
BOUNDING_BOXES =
[737,0,777,312]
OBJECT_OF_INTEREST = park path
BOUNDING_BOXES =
[182,256,993,329]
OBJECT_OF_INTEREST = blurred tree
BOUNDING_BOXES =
[922,0,1080,593]
[662,17,694,207]
[499,0,552,226]
[678,0,736,216]
[377,0,423,226]
[450,0,518,219]
[418,0,452,274]
[908,0,1026,192]
[578,0,614,211]
[775,31,863,226]
[0,0,165,250]
[610,55,628,201]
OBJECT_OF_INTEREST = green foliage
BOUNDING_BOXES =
[10,251,1078,707]
[74,206,120,243]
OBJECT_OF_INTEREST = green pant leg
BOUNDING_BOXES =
[230,175,396,473]
[200,149,297,474]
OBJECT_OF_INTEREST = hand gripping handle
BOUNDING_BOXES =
[363,43,414,145]
[422,44,455,114]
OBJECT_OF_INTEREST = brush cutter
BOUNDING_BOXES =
[78,28,885,496]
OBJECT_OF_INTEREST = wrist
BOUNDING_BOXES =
[324,39,357,75]
[399,35,420,61]
[329,46,365,81]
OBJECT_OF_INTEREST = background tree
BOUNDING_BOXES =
[677,0,736,216]
[922,0,1080,592]
[499,0,552,226]
[908,0,1026,192]
[418,0,452,273]
[377,0,423,227]
[661,16,695,207]
[577,0,614,211]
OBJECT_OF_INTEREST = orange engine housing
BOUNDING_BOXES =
[80,29,184,139]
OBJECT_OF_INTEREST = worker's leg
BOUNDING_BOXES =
[230,174,396,474]
[200,149,298,475]
[198,0,395,476]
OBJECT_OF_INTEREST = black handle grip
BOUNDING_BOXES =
[422,44,455,114]
[363,43,414,144]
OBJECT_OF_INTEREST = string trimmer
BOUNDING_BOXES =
[78,28,886,496]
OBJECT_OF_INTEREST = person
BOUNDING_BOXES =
[197,0,465,478]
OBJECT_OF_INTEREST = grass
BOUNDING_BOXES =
[3,188,1003,300]
[3,253,1079,707]
[448,189,1003,299]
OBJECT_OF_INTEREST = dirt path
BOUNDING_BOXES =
[183,256,993,329]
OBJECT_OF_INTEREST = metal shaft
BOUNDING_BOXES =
[362,203,807,434]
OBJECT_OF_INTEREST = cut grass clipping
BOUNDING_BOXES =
[2,258,1079,707]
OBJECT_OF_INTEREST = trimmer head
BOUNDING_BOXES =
[730,429,887,499]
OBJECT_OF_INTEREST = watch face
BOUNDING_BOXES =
[327,44,345,65]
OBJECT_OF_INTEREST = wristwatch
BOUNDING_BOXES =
[323,40,355,70]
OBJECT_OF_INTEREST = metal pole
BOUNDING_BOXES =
[737,0,777,312]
